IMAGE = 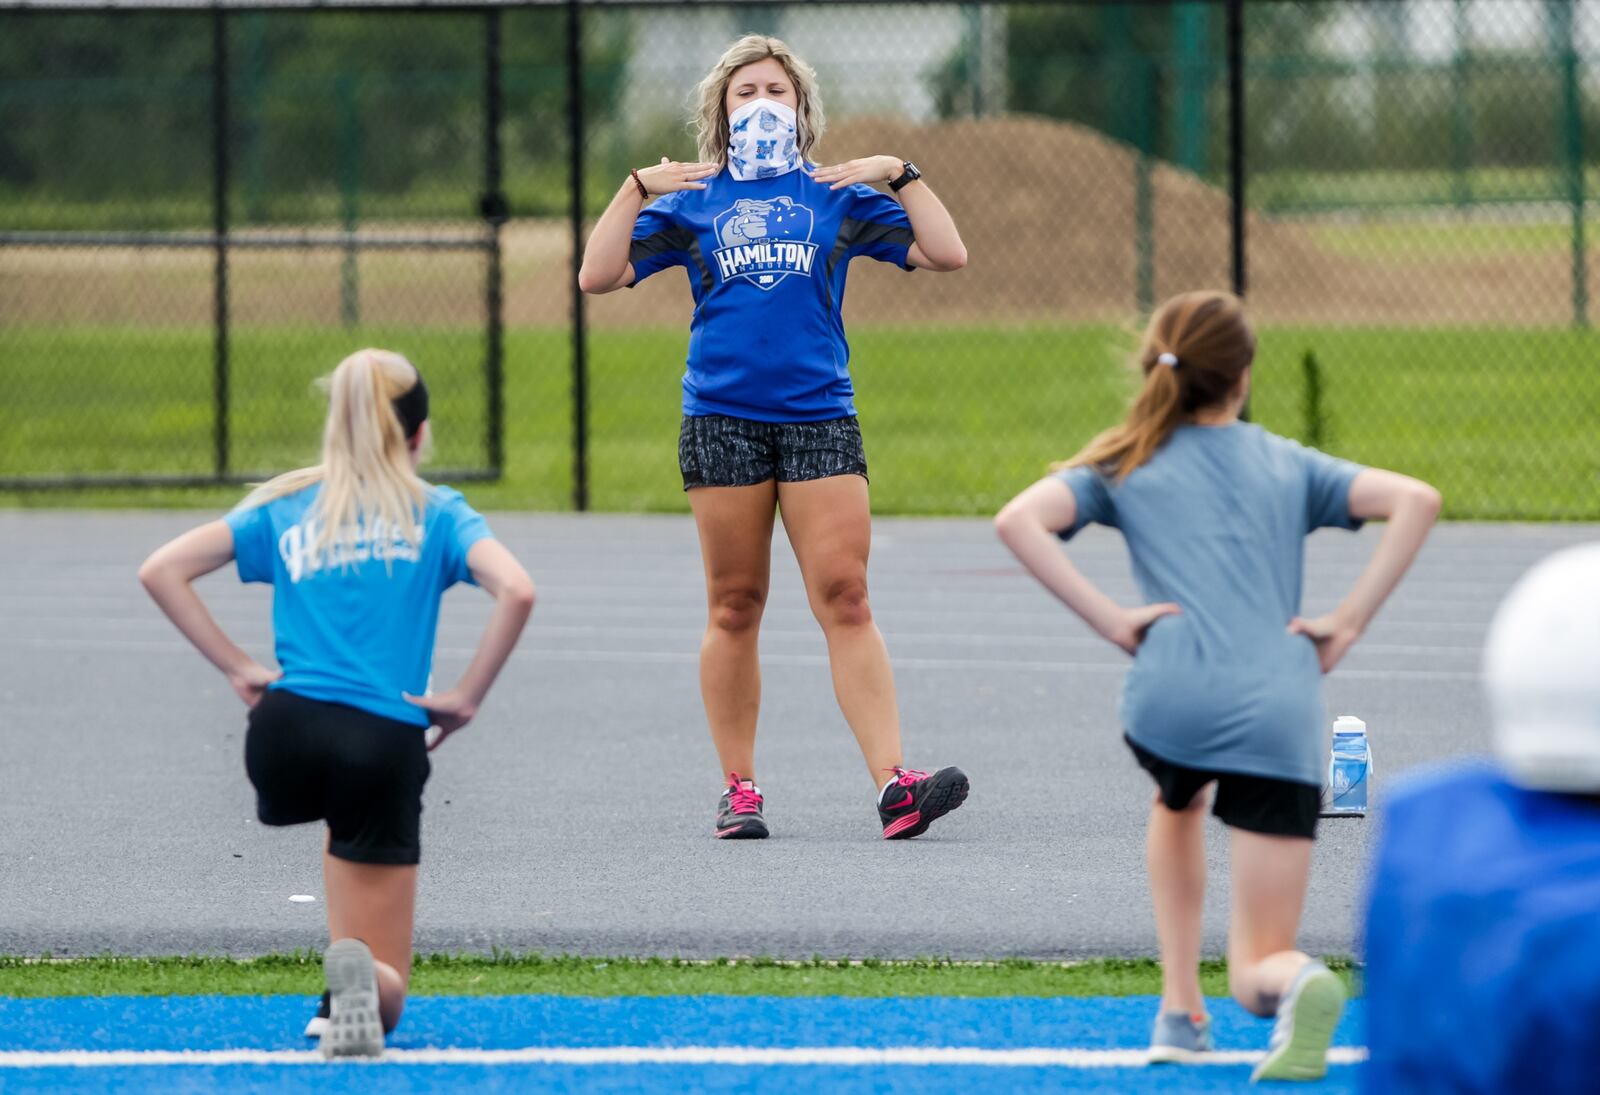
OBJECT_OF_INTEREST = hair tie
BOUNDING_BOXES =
[1157,352,1180,369]
[392,373,429,439]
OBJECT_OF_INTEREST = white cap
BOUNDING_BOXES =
[1333,715,1366,735]
[1484,543,1600,792]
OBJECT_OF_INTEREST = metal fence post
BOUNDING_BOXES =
[212,5,231,480]
[338,71,361,329]
[1172,0,1209,176]
[1226,0,1248,423]
[1450,0,1474,210]
[1552,0,1587,329]
[1134,55,1155,316]
[484,9,507,477]
[567,0,589,512]
[1226,0,1246,301]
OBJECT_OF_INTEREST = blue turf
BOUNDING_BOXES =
[0,1064,1359,1095]
[0,995,1365,1093]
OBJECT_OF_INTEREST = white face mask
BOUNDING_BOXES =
[726,97,801,182]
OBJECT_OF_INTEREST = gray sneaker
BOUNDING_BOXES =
[320,939,385,1059]
[1148,1010,1213,1063]
[302,990,330,1039]
[1251,961,1347,1082]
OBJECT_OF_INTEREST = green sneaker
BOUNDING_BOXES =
[1250,962,1346,1082]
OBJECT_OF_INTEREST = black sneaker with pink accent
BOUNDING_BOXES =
[878,766,969,839]
[715,773,768,839]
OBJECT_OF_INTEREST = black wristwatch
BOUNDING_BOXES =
[888,160,922,192]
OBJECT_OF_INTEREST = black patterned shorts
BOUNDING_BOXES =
[679,414,869,490]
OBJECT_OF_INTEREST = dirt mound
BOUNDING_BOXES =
[573,112,1255,329]
[571,113,1572,329]
[2,115,1573,330]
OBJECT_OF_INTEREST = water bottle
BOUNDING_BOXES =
[1324,715,1370,817]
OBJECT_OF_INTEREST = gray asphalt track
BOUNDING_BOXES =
[2,511,1593,959]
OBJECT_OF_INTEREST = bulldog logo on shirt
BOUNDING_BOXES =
[711,196,818,290]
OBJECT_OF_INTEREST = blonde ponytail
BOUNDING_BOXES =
[237,349,429,559]
[1060,291,1256,481]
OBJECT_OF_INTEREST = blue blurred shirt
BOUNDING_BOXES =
[1363,763,1600,1093]
[629,166,914,422]
[223,482,492,726]
[1056,423,1364,784]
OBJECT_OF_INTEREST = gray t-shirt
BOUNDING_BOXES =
[1056,423,1365,786]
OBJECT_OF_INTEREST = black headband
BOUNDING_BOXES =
[392,372,429,439]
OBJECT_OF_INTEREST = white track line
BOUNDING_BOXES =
[0,1045,1368,1069]
[0,634,1480,681]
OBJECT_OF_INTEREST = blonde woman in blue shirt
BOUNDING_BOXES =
[996,292,1439,1081]
[580,35,970,841]
[140,350,535,1057]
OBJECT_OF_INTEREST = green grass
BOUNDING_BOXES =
[1308,219,1600,259]
[0,954,1356,999]
[1253,164,1600,214]
[3,323,1597,520]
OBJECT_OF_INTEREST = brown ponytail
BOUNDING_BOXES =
[1061,291,1256,480]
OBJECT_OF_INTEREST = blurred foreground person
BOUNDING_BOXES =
[1363,542,1600,1092]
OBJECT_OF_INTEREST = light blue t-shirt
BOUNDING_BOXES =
[223,482,493,727]
[629,167,914,422]
[1055,423,1365,785]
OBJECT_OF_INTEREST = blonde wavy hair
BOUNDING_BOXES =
[693,35,826,166]
[236,348,430,559]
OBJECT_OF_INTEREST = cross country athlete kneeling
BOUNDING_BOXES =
[139,349,535,1057]
[579,35,970,840]
[996,292,1440,1082]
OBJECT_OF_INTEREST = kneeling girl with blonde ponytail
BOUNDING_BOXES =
[139,349,535,1057]
[995,292,1440,1081]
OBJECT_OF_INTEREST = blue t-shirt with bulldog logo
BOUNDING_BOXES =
[628,166,914,422]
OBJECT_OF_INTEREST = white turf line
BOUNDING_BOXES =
[0,1046,1367,1069]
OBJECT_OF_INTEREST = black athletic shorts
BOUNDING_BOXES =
[245,688,431,865]
[1126,735,1320,840]
[679,414,868,490]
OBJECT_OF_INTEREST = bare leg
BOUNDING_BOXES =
[777,475,902,787]
[323,845,417,1033]
[1147,787,1211,1016]
[1227,827,1315,1016]
[689,482,778,782]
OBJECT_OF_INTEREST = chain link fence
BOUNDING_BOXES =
[0,8,518,487]
[3,0,1596,518]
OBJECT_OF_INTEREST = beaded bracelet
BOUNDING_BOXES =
[629,169,649,200]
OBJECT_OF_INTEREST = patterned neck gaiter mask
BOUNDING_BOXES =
[726,98,801,181]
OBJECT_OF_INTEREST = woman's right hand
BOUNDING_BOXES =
[1103,603,1182,656]
[403,688,480,752]
[634,157,719,195]
[1288,613,1362,675]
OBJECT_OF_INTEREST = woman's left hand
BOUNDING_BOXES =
[810,155,904,191]
[403,688,480,751]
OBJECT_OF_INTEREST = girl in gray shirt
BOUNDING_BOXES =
[996,290,1439,1082]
